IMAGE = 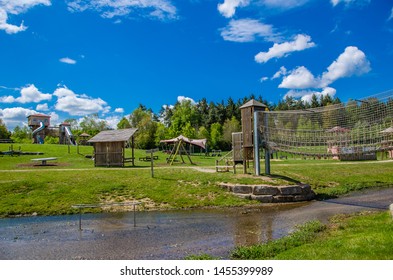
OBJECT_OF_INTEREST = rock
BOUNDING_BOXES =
[279,186,303,195]
[251,195,274,203]
[231,185,253,194]
[253,186,279,196]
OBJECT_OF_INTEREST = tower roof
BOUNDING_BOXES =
[239,99,267,109]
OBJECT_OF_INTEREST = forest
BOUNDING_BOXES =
[1,93,343,151]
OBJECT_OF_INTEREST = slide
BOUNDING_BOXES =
[32,122,45,144]
[64,126,76,145]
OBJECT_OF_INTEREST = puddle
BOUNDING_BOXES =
[1,188,392,260]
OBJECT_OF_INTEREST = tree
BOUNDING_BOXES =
[129,106,157,149]
[222,116,241,149]
[79,114,109,136]
[168,99,199,137]
[210,122,223,150]
[11,125,31,143]
[117,117,131,129]
[0,119,11,139]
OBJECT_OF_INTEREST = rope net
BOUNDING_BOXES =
[258,90,393,159]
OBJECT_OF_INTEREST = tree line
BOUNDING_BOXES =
[0,93,343,150]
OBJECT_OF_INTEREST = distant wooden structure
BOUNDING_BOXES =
[27,114,51,144]
[87,128,138,167]
[239,99,267,173]
[78,132,91,145]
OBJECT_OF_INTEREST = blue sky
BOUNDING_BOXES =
[0,0,393,130]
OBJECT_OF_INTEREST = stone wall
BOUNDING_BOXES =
[219,183,315,203]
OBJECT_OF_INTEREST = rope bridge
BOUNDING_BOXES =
[258,90,393,160]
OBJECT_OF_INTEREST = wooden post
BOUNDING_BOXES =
[150,149,154,178]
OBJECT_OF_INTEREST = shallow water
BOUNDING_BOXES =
[1,188,392,260]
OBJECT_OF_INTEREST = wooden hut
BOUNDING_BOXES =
[87,128,138,167]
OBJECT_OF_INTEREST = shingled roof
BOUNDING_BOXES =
[87,128,138,143]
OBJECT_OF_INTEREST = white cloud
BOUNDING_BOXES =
[262,0,310,9]
[330,0,370,7]
[279,46,370,89]
[0,107,38,129]
[60,57,77,64]
[0,84,52,103]
[217,0,250,18]
[285,87,337,103]
[272,66,287,79]
[0,0,51,34]
[177,96,196,105]
[115,108,124,113]
[255,34,316,63]
[389,7,393,21]
[221,18,278,43]
[36,103,49,111]
[320,46,371,87]
[279,66,319,89]
[54,86,111,116]
[67,0,177,21]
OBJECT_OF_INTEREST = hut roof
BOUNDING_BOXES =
[239,99,267,109]
[87,128,138,143]
[79,132,91,137]
[160,135,207,149]
[27,113,51,118]
[326,126,350,133]
[381,127,393,133]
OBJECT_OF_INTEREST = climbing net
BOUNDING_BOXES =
[258,90,393,159]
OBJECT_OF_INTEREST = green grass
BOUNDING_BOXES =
[1,143,393,217]
[231,211,393,260]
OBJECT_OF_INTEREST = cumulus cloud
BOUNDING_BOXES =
[0,84,52,103]
[67,0,177,21]
[217,0,250,18]
[114,108,124,113]
[279,66,319,89]
[60,57,77,64]
[0,107,38,129]
[36,103,49,111]
[255,34,316,63]
[279,46,371,89]
[53,86,111,116]
[177,96,196,105]
[220,18,278,43]
[0,0,51,34]
[320,46,371,87]
[284,87,337,103]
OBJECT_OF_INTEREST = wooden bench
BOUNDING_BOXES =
[31,157,57,165]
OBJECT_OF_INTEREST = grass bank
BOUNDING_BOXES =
[231,211,393,260]
[1,143,393,217]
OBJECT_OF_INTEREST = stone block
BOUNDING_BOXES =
[232,185,253,194]
[279,185,303,195]
[253,185,279,196]
[273,195,295,203]
[233,193,252,200]
[251,195,274,203]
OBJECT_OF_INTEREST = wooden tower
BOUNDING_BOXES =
[239,99,267,173]
[27,114,51,144]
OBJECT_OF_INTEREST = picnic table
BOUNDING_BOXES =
[31,157,57,165]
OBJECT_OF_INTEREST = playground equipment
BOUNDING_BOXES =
[27,114,78,145]
[28,114,50,144]
[59,123,76,145]
[216,90,393,176]
[160,135,207,165]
